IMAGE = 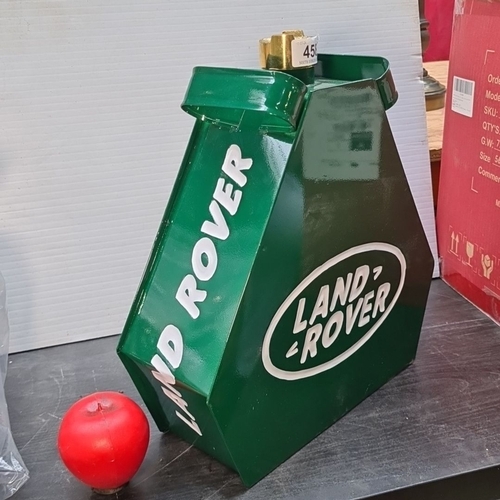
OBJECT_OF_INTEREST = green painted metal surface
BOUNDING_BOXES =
[117,53,433,487]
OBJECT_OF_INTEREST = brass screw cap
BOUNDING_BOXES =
[259,30,318,70]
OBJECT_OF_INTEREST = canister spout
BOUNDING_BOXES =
[259,30,318,84]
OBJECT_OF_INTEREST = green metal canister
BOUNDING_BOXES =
[117,31,433,486]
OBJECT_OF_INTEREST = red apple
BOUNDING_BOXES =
[58,391,150,493]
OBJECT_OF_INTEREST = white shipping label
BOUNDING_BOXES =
[291,36,318,68]
[451,76,475,117]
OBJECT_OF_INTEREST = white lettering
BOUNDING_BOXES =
[346,297,363,334]
[293,298,308,334]
[309,285,329,325]
[221,145,253,187]
[213,178,242,216]
[486,89,500,102]
[151,355,201,436]
[300,324,323,364]
[161,386,197,425]
[201,200,229,241]
[488,74,500,85]
[478,165,500,183]
[349,265,369,302]
[175,275,207,319]
[262,243,407,381]
[358,290,374,327]
[373,282,391,317]
[151,355,175,385]
[157,325,183,369]
[149,144,253,437]
[175,410,202,436]
[330,273,353,311]
[192,237,218,282]
[321,311,343,348]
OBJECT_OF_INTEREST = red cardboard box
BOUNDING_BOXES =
[437,0,500,323]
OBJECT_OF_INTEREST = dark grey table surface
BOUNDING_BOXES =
[5,279,500,500]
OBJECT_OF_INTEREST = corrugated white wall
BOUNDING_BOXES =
[0,0,436,352]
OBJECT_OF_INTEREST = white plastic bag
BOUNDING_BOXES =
[0,273,29,498]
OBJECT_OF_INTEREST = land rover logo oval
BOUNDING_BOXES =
[262,243,406,381]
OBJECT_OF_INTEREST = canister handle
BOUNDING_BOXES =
[315,54,398,110]
[181,67,307,133]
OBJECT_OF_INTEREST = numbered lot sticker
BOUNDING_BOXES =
[291,36,318,68]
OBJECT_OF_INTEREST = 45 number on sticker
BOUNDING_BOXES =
[291,36,319,68]
[302,43,316,59]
